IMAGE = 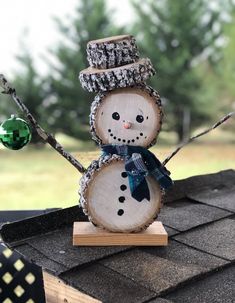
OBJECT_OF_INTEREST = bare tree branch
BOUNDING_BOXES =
[163,111,235,166]
[0,74,86,174]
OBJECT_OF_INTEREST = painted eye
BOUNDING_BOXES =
[136,115,144,123]
[112,112,120,120]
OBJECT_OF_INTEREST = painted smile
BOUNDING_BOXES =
[108,129,147,144]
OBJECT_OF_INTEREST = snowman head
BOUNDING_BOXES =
[90,85,163,148]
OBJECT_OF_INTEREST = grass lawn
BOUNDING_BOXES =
[0,138,234,210]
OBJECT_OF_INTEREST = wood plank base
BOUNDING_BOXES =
[73,222,168,246]
[43,271,101,303]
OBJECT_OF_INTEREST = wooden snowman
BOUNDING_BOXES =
[0,36,232,242]
[79,35,172,233]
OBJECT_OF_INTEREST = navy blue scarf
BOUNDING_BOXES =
[101,145,173,202]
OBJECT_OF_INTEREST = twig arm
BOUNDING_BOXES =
[162,111,235,166]
[0,74,86,174]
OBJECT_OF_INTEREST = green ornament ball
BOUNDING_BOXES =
[0,115,32,150]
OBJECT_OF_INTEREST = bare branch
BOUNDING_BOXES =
[162,111,235,166]
[0,74,86,174]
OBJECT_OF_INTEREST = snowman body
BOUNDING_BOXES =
[80,156,162,233]
[79,35,168,233]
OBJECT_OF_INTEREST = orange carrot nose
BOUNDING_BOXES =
[124,122,132,129]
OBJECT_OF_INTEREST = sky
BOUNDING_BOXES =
[0,0,133,76]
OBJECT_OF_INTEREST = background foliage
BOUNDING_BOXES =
[1,0,235,209]
[132,0,234,141]
[1,0,235,143]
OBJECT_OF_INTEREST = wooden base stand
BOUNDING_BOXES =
[73,222,168,246]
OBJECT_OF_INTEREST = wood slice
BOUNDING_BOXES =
[90,85,163,148]
[87,35,139,69]
[79,58,155,92]
[79,155,163,233]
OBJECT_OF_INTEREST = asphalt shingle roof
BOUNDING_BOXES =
[1,169,235,303]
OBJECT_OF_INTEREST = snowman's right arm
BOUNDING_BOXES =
[0,74,86,174]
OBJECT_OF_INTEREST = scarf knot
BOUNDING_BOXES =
[101,144,173,202]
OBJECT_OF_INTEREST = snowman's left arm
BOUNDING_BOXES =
[162,111,235,166]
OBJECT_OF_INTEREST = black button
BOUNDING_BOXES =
[119,196,125,203]
[117,209,124,216]
[120,185,127,191]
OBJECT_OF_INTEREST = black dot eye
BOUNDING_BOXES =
[136,115,144,123]
[112,112,120,120]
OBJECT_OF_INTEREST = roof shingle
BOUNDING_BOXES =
[165,265,235,303]
[174,217,235,261]
[1,169,234,303]
[158,198,232,231]
[188,185,235,212]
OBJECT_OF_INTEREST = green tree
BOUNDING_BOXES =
[132,0,233,142]
[218,13,235,108]
[15,51,47,144]
[1,49,46,144]
[203,11,235,133]
[46,0,122,140]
